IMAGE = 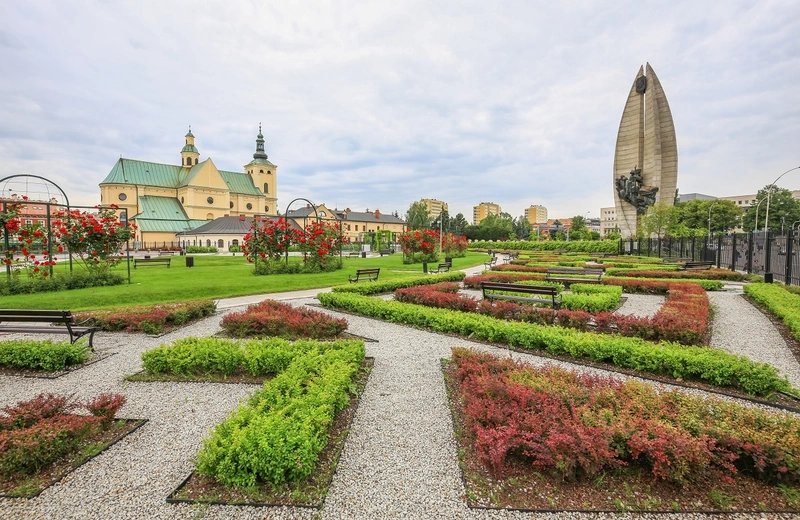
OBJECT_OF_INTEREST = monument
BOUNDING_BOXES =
[613,63,678,237]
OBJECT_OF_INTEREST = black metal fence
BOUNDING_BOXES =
[619,230,800,287]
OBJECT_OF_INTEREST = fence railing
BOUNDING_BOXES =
[619,230,800,287]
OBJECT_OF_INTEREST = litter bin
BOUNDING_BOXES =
[361,251,366,258]
[445,256,453,265]
[186,256,194,268]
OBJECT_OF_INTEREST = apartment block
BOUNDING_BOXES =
[420,198,448,220]
[473,202,501,225]
[524,204,548,225]
[599,206,618,236]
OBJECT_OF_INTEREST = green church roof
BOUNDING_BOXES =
[132,196,207,233]
[181,144,199,153]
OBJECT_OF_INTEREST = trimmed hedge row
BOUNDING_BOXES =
[195,340,365,487]
[470,240,618,252]
[0,339,90,371]
[332,271,465,295]
[744,283,800,342]
[317,292,794,397]
[464,272,725,291]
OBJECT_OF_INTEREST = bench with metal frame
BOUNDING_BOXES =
[349,268,380,283]
[680,261,714,271]
[545,266,603,284]
[0,309,99,349]
[347,251,360,258]
[484,256,498,269]
[134,257,171,268]
[663,256,692,264]
[480,282,562,309]
[379,248,394,256]
[429,262,451,274]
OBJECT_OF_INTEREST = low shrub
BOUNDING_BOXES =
[221,299,347,339]
[186,246,218,253]
[74,300,216,334]
[0,271,126,296]
[607,268,745,281]
[195,340,365,486]
[0,340,90,371]
[745,283,800,341]
[0,392,125,476]
[452,348,800,485]
[332,271,465,295]
[318,292,793,397]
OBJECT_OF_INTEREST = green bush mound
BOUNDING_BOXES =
[332,271,465,295]
[317,292,795,398]
[0,339,90,371]
[745,283,800,342]
[141,336,362,378]
[195,339,365,487]
[511,281,622,312]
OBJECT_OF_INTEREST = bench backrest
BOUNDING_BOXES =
[0,309,73,323]
[684,261,713,267]
[481,282,557,295]
[547,267,603,276]
[356,268,380,275]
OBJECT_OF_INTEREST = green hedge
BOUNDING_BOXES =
[744,283,800,342]
[0,339,90,371]
[0,271,126,296]
[195,340,365,487]
[332,271,465,295]
[470,240,617,252]
[317,292,794,397]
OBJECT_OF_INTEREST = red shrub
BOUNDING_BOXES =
[85,393,126,425]
[221,299,347,339]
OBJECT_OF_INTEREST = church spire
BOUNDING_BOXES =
[253,123,268,160]
[181,125,200,166]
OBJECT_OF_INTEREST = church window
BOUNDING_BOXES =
[267,170,272,175]
[181,197,185,204]
[206,239,211,247]
[206,213,214,220]
[355,225,359,231]
[207,197,214,204]
[264,183,269,194]
[260,169,264,174]
[195,158,198,165]
[217,239,224,248]
[246,203,253,210]
[265,205,269,212]
[118,193,127,201]
[230,202,234,209]
[232,239,239,246]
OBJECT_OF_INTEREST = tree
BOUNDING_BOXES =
[741,185,800,233]
[638,203,673,241]
[513,215,532,240]
[404,201,431,230]
[677,199,741,235]
[451,213,469,235]
[431,210,451,233]
[569,215,589,240]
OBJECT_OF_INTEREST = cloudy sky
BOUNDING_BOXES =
[1,1,798,222]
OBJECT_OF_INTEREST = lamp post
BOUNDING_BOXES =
[754,196,769,232]
[793,220,800,231]
[764,166,800,234]
[708,200,719,237]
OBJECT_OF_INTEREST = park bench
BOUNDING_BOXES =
[680,261,714,271]
[158,250,178,256]
[349,268,380,283]
[484,256,497,269]
[0,309,99,349]
[134,257,171,268]
[503,252,519,262]
[347,251,360,258]
[545,267,603,284]
[480,282,562,309]
[594,252,614,258]
[663,256,692,263]
[429,262,451,274]
[379,248,394,256]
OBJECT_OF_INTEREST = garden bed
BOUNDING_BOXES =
[0,350,114,379]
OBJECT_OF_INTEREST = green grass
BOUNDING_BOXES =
[1,252,487,311]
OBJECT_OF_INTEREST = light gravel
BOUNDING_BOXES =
[1,282,799,519]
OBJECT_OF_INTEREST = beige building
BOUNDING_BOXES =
[473,202,501,225]
[99,127,277,245]
[287,205,406,244]
[420,198,448,220]
[600,206,619,236]
[524,204,548,225]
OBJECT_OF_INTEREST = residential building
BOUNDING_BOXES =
[523,204,548,225]
[599,206,618,236]
[288,204,407,244]
[420,198,448,220]
[473,202,501,225]
[99,126,277,244]
[179,215,302,252]
[0,194,59,227]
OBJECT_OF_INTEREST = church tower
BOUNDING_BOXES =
[244,124,278,215]
[181,127,200,166]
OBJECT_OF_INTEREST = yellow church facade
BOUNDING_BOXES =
[99,127,277,245]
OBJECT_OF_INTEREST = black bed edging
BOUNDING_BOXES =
[165,357,374,508]
[0,418,147,499]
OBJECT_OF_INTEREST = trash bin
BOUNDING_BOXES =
[445,256,453,265]
[422,262,428,273]
[186,256,194,268]
[144,255,151,259]
[361,251,366,258]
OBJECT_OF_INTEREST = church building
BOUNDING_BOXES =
[99,127,278,245]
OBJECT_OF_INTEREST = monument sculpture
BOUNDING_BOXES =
[612,63,678,236]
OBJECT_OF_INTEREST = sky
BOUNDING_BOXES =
[1,1,798,223]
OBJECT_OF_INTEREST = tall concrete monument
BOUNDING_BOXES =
[613,63,678,237]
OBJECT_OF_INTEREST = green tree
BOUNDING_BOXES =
[741,185,800,233]
[638,203,674,241]
[431,209,451,233]
[451,213,469,235]
[678,199,741,235]
[569,215,588,240]
[513,215,532,240]
[404,201,431,230]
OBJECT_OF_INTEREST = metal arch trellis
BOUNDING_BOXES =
[282,198,325,265]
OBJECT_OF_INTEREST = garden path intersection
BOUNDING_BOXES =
[1,266,799,519]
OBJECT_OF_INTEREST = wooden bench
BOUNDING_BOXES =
[347,251,360,258]
[484,256,497,269]
[663,256,692,264]
[349,268,380,283]
[429,262,451,274]
[481,282,562,309]
[134,257,171,268]
[0,309,99,349]
[545,267,603,284]
[680,261,713,271]
[379,248,394,256]
[158,250,178,256]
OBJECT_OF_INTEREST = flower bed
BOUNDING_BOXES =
[463,272,725,291]
[397,279,709,345]
[745,283,800,342]
[74,300,216,334]
[0,339,90,371]
[447,348,800,510]
[318,291,794,397]
[0,392,134,497]
[606,267,745,281]
[331,271,465,295]
[221,299,347,339]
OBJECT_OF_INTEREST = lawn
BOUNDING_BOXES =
[1,252,487,311]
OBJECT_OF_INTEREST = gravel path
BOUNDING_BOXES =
[1,280,799,519]
[613,293,665,318]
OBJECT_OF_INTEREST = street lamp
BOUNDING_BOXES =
[708,200,719,237]
[764,166,800,234]
[754,196,769,232]
[793,220,800,231]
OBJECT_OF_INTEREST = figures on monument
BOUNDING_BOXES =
[615,166,659,214]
